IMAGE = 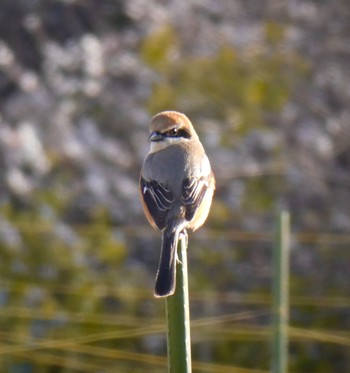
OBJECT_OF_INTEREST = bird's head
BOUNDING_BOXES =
[148,111,198,152]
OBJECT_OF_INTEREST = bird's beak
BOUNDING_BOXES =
[149,131,163,142]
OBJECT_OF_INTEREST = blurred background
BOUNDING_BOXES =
[0,0,349,372]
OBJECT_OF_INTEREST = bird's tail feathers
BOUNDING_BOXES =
[154,230,178,297]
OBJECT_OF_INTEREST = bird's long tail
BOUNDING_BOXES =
[154,230,178,297]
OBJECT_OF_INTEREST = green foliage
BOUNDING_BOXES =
[141,26,179,71]
[264,21,286,45]
[141,25,306,138]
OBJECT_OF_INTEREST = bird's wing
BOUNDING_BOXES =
[140,178,174,230]
[181,175,211,221]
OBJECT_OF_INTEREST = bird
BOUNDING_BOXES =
[139,111,215,297]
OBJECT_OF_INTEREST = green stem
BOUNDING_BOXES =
[166,235,192,373]
[272,211,290,373]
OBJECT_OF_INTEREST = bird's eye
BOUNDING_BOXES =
[168,128,179,136]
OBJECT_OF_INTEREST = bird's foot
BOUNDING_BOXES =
[179,229,188,249]
[176,229,188,264]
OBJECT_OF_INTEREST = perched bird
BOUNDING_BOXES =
[140,111,215,297]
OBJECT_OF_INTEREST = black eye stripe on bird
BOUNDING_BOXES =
[163,126,190,138]
[140,111,215,297]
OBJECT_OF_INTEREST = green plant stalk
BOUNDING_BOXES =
[272,211,290,373]
[166,235,192,373]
